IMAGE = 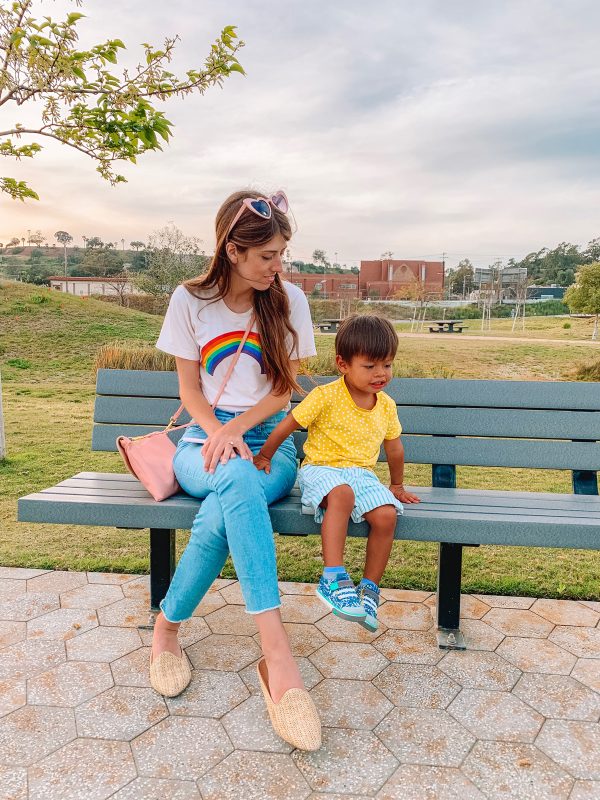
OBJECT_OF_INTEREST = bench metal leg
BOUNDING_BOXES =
[150,529,176,611]
[572,470,598,495]
[436,542,466,650]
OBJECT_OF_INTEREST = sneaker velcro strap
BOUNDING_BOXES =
[336,579,355,589]
[362,587,380,603]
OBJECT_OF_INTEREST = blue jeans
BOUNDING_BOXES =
[159,408,297,621]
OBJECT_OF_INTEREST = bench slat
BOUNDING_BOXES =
[18,482,600,548]
[93,396,600,441]
[98,370,600,411]
[91,423,600,470]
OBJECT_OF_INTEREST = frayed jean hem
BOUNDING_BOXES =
[245,603,282,615]
[158,600,192,625]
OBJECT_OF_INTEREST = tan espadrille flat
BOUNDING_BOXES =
[149,647,192,697]
[256,657,321,751]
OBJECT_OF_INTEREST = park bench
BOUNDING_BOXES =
[18,369,600,650]
[428,320,469,334]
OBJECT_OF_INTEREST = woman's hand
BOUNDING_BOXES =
[390,484,421,504]
[201,420,253,473]
[253,452,272,473]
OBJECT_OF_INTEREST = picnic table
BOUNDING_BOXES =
[428,320,468,334]
[316,318,343,333]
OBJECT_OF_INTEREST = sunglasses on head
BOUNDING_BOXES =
[226,191,289,239]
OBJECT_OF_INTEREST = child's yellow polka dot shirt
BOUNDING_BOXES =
[291,377,402,469]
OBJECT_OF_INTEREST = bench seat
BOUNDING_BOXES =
[19,473,600,550]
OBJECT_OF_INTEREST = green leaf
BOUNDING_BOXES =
[67,12,86,24]
[72,66,86,81]
[228,63,245,75]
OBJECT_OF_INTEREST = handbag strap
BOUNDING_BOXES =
[165,312,256,432]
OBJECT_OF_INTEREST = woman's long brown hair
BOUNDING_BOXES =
[184,189,302,397]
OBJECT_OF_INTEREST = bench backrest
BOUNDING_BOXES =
[93,369,600,493]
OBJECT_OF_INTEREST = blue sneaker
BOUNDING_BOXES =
[316,574,366,622]
[358,581,380,632]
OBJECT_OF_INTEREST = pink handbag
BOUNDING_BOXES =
[116,315,255,501]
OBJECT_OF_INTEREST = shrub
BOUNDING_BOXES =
[563,322,571,329]
[573,359,600,381]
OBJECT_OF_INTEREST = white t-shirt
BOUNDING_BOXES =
[156,281,316,412]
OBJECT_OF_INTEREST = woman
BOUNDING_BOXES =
[151,189,321,751]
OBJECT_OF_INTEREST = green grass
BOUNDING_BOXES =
[1,279,599,599]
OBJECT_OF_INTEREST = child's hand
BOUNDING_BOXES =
[253,452,272,473]
[390,484,420,504]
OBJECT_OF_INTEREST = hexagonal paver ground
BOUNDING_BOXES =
[131,716,233,781]
[186,633,260,671]
[437,650,522,690]
[374,707,475,766]
[549,626,600,659]
[447,689,544,742]
[309,679,393,729]
[221,694,294,752]
[373,664,460,709]
[0,704,76,766]
[462,741,573,799]
[512,673,600,721]
[309,642,389,680]
[293,728,398,795]
[199,751,311,800]
[75,685,168,740]
[110,777,201,799]
[28,738,137,800]
[0,765,28,800]
[536,720,600,780]
[1,566,598,800]
[27,660,114,706]
[373,629,445,665]
[495,636,577,674]
[165,669,249,718]
[376,764,486,799]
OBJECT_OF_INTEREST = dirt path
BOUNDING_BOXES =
[397,331,600,346]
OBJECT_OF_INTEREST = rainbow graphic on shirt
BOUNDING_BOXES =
[201,330,264,375]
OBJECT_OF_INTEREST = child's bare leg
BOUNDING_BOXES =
[320,484,355,566]
[363,505,397,584]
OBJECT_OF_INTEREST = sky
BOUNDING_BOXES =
[1,0,600,269]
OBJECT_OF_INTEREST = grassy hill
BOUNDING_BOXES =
[0,279,598,598]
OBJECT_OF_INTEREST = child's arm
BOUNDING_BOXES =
[383,437,421,503]
[253,412,301,474]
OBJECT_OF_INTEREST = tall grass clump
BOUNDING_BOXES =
[573,358,600,381]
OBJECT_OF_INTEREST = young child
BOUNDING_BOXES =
[253,314,420,631]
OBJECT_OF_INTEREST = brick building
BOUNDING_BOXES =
[285,258,444,300]
[359,259,444,299]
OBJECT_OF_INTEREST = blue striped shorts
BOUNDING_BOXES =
[297,464,404,524]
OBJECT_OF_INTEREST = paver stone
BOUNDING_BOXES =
[373,628,444,665]
[462,740,573,799]
[448,688,544,742]
[375,764,486,799]
[374,707,475,766]
[0,765,28,800]
[27,738,136,800]
[496,636,577,674]
[310,679,393,729]
[512,673,600,720]
[482,608,554,638]
[59,583,124,609]
[110,777,201,799]
[373,664,460,709]
[26,608,98,641]
[535,720,600,779]
[199,751,311,800]
[377,601,432,630]
[292,728,398,795]
[75,685,168,740]
[0,705,75,767]
[531,599,600,627]
[131,716,233,781]
[549,626,600,658]
[438,650,521,690]
[204,604,258,635]
[0,677,26,718]
[165,669,249,718]
[571,658,600,692]
[186,633,260,671]
[309,642,388,680]
[0,639,65,681]
[27,660,114,706]
[65,626,141,662]
[221,694,293,752]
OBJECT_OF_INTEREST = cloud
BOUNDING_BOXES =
[2,0,600,268]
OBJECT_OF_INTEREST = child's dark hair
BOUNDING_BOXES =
[335,314,398,362]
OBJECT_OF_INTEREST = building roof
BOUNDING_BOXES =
[49,276,128,282]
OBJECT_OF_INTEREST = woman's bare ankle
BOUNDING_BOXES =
[152,612,182,659]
